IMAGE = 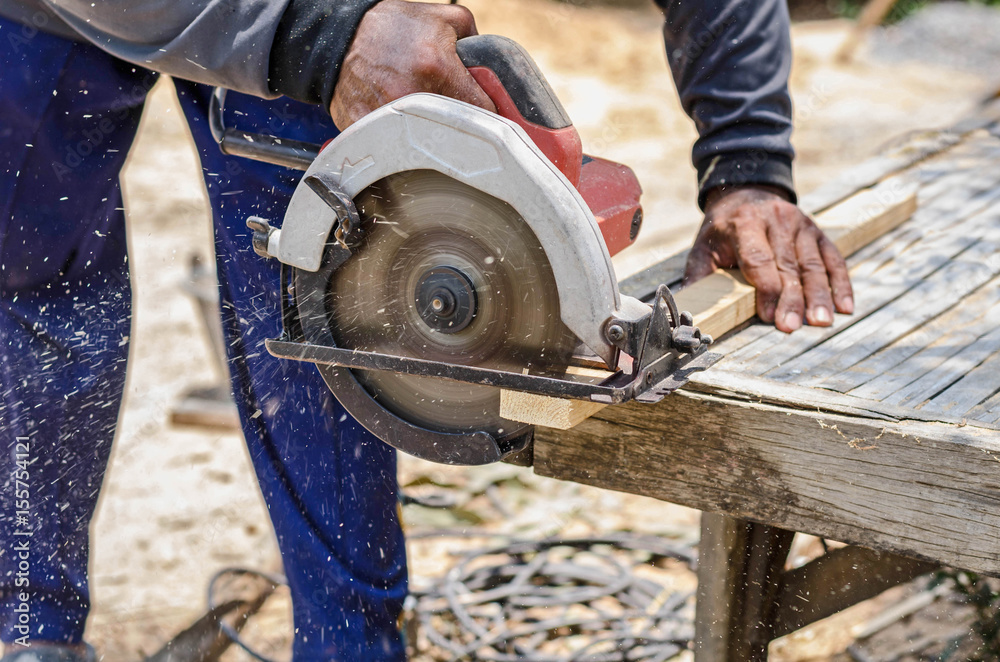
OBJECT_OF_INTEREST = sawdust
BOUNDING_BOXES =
[72,1,992,660]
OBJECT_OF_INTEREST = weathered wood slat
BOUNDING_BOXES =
[907,140,1000,205]
[532,388,1000,576]
[618,251,687,301]
[799,131,961,215]
[843,159,1000,281]
[967,390,1000,425]
[949,95,1000,135]
[686,369,992,429]
[823,274,1000,395]
[765,233,1000,384]
[882,326,1000,410]
[707,322,774,358]
[797,102,1000,216]
[921,336,1000,416]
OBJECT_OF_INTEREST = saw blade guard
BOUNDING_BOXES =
[276,93,623,366]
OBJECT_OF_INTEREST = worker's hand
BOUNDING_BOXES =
[330,0,497,128]
[684,185,854,333]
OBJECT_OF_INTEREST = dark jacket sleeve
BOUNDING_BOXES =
[654,0,796,209]
[268,0,383,108]
[23,0,380,105]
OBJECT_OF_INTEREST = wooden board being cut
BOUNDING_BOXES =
[500,179,919,430]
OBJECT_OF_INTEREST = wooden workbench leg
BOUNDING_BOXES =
[695,513,796,662]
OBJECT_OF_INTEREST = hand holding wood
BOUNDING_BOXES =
[686,185,855,333]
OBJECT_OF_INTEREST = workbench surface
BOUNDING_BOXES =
[532,104,1000,578]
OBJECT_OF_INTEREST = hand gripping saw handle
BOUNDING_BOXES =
[209,35,645,257]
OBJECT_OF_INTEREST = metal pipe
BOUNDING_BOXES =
[209,87,321,171]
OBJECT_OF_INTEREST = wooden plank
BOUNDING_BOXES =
[773,546,936,638]
[532,388,1000,576]
[820,275,1000,394]
[950,96,1000,135]
[498,390,607,431]
[818,183,920,257]
[883,326,1000,409]
[706,321,774,358]
[672,270,756,341]
[798,131,961,215]
[765,233,1000,384]
[800,103,1000,216]
[836,0,900,62]
[500,184,917,429]
[967,389,1000,425]
[687,369,991,429]
[922,340,1000,416]
[835,275,1000,398]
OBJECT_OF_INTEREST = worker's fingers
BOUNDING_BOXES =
[329,0,496,127]
[819,234,854,314]
[732,220,783,324]
[766,209,806,333]
[683,233,720,285]
[431,52,498,114]
[433,2,480,39]
[796,224,836,327]
[418,4,495,112]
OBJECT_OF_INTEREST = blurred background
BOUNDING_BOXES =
[87,0,1000,660]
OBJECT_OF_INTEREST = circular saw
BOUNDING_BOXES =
[210,35,718,465]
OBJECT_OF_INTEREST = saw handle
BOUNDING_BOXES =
[457,35,642,255]
[210,36,643,255]
[457,35,583,186]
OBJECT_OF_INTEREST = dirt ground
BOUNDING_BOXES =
[70,1,994,660]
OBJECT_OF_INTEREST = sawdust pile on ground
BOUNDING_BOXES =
[71,1,991,660]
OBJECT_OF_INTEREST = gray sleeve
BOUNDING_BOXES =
[37,0,380,103]
[654,0,796,208]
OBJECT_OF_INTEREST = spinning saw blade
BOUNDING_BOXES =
[323,169,578,437]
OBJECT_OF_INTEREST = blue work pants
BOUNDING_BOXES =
[0,19,406,661]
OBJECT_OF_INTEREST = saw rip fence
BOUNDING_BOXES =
[404,534,698,662]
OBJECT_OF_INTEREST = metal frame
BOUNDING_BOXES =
[265,339,720,406]
[209,88,319,171]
